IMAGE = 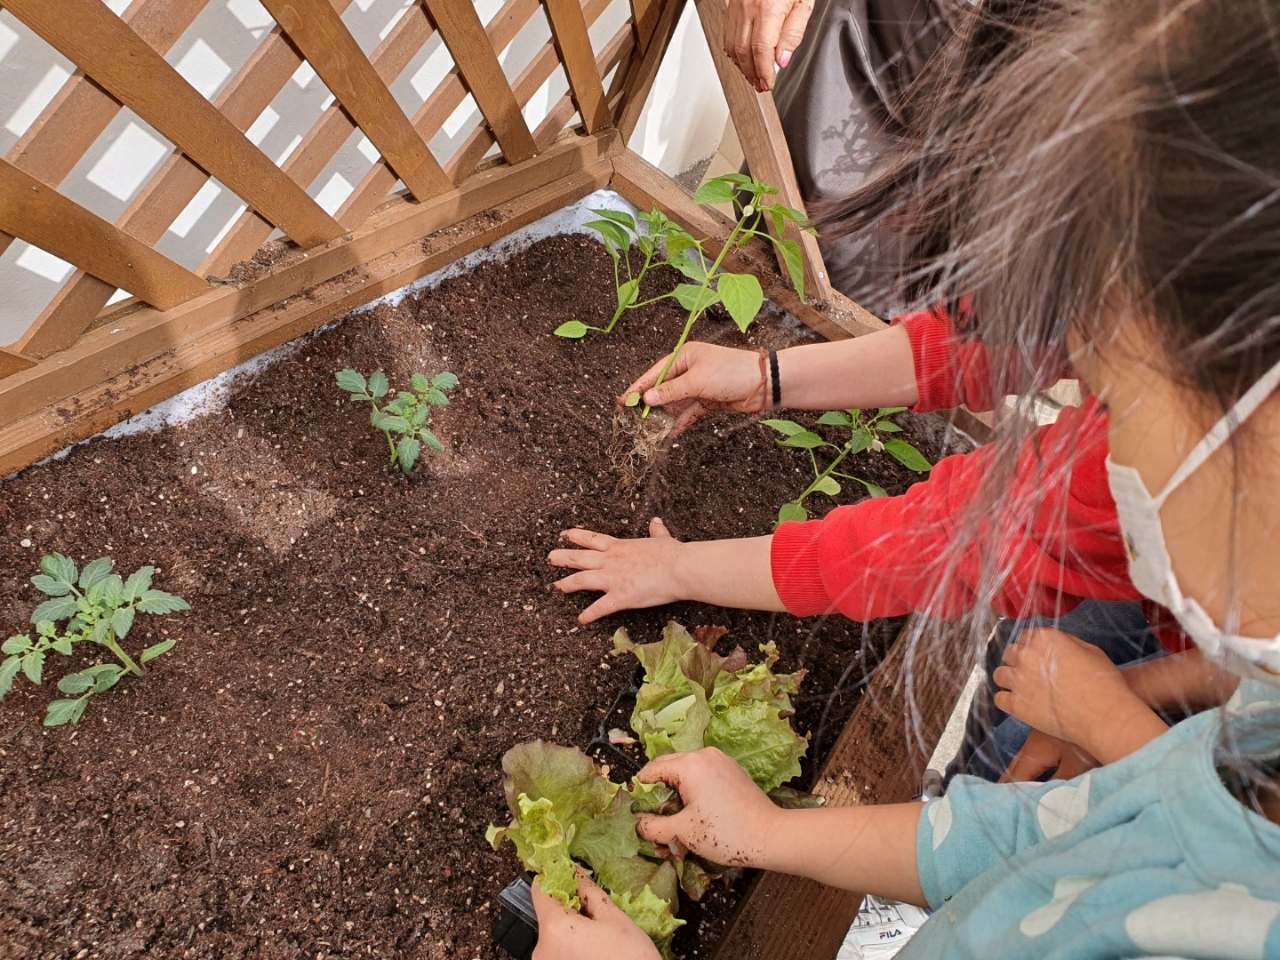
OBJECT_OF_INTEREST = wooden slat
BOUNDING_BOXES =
[611,150,885,339]
[20,4,359,359]
[0,160,207,310]
[335,0,547,232]
[0,349,36,379]
[421,0,539,164]
[692,0,832,304]
[542,0,611,134]
[0,0,211,262]
[2,0,343,249]
[616,0,685,142]
[531,24,632,148]
[447,0,618,181]
[258,0,450,201]
[630,0,661,51]
[713,617,972,960]
[201,0,437,278]
[0,129,620,435]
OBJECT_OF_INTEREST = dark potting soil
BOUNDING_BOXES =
[0,234,965,960]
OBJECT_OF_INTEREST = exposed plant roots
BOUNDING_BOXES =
[610,407,676,490]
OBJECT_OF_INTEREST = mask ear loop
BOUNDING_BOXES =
[1153,358,1280,505]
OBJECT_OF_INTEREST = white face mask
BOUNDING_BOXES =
[1106,360,1280,686]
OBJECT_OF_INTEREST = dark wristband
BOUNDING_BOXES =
[769,350,781,409]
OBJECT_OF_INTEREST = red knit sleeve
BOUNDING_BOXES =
[770,400,1139,621]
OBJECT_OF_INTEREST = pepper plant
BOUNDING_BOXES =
[765,408,932,525]
[0,554,189,727]
[336,368,457,475]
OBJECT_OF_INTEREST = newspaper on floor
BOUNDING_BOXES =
[836,895,931,960]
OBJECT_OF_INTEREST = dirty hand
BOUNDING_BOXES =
[531,869,660,960]
[635,748,778,869]
[1000,728,1098,784]
[549,518,685,625]
[992,627,1139,750]
[622,342,766,439]
[724,0,816,92]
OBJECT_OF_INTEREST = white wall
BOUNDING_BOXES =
[0,0,727,346]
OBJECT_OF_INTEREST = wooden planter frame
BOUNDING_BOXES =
[0,1,959,956]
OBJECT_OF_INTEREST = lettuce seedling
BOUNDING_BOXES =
[765,408,932,525]
[0,554,189,726]
[487,741,685,956]
[335,368,457,474]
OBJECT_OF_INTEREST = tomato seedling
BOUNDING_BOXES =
[336,368,457,475]
[765,408,932,524]
[0,554,189,727]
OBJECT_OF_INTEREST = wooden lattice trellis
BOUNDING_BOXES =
[0,1,946,956]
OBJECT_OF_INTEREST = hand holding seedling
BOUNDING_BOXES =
[620,342,768,439]
[531,870,661,960]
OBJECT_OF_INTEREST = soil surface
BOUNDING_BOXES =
[0,234,963,960]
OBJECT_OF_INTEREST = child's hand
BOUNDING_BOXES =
[993,627,1158,762]
[1000,729,1097,783]
[634,748,779,869]
[531,869,660,960]
[622,342,767,439]
[548,518,686,624]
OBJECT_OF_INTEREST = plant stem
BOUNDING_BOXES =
[794,442,850,509]
[101,636,145,677]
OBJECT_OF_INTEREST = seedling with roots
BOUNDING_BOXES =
[336,368,457,475]
[0,554,189,727]
[765,408,932,525]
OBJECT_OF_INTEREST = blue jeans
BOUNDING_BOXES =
[946,601,1165,783]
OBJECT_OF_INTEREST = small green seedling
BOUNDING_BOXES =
[336,368,457,475]
[765,408,932,525]
[0,554,189,727]
[558,176,811,418]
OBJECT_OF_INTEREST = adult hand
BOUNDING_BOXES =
[723,0,816,92]
[621,342,766,440]
[1000,729,1098,784]
[634,748,779,869]
[531,869,660,960]
[549,518,685,624]
[992,628,1139,749]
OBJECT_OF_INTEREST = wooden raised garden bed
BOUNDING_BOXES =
[0,1,971,957]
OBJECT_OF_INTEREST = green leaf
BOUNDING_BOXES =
[383,398,410,417]
[410,406,430,427]
[35,621,56,637]
[591,208,637,231]
[78,557,113,591]
[90,665,123,694]
[41,553,77,587]
[111,606,135,640]
[50,636,73,656]
[846,428,874,456]
[883,439,932,472]
[100,575,124,610]
[140,639,177,664]
[779,431,825,449]
[396,436,421,475]
[554,320,591,339]
[860,480,889,498]
[813,476,841,497]
[693,178,736,206]
[668,252,707,283]
[335,369,367,394]
[432,372,459,391]
[704,690,806,794]
[775,238,805,301]
[815,411,852,427]
[671,283,716,312]
[123,566,154,602]
[610,885,685,958]
[135,590,190,616]
[32,596,77,625]
[410,372,430,393]
[616,278,640,313]
[22,649,44,685]
[367,371,389,400]
[424,389,449,407]
[715,273,764,333]
[419,429,444,452]
[31,574,70,596]
[664,231,699,260]
[0,657,21,700]
[587,219,630,252]
[44,698,88,727]
[92,620,111,644]
[876,422,903,433]
[777,502,808,525]
[57,672,95,695]
[761,419,805,437]
[624,392,641,408]
[877,407,908,417]
[2,635,32,655]
[371,412,411,434]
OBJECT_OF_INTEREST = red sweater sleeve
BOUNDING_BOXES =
[771,399,1141,622]
[896,309,1074,414]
